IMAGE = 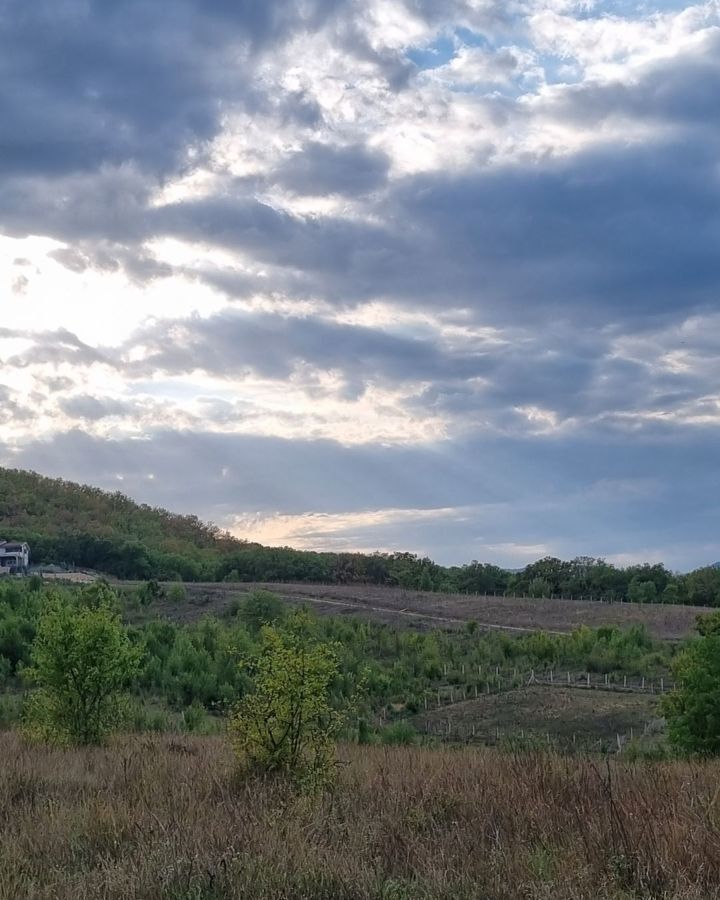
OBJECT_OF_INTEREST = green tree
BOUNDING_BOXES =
[662,611,720,755]
[238,590,286,633]
[25,593,140,744]
[229,612,342,789]
[684,567,720,607]
[628,578,658,604]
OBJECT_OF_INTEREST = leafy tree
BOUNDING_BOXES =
[684,567,720,607]
[662,611,720,755]
[628,578,657,604]
[25,592,140,744]
[529,577,552,598]
[238,590,286,633]
[229,612,343,789]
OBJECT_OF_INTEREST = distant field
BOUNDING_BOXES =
[142,581,706,640]
[415,685,661,748]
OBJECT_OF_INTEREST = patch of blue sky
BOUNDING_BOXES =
[406,34,457,70]
[406,27,496,71]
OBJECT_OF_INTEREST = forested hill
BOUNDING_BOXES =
[2,466,720,605]
[0,467,246,580]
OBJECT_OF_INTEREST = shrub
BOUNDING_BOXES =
[168,583,187,603]
[24,592,140,744]
[380,721,416,745]
[229,611,343,789]
[662,611,720,755]
[238,590,286,632]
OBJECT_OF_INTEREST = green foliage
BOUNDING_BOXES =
[24,592,140,744]
[229,612,344,789]
[167,583,187,603]
[0,579,675,737]
[628,578,657,604]
[137,579,165,606]
[236,590,286,632]
[684,567,720,607]
[662,611,720,755]
[380,721,417,745]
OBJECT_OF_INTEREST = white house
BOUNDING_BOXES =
[0,541,30,574]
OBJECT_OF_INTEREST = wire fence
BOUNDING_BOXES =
[417,667,674,712]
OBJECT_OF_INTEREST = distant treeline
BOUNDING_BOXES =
[18,534,720,607]
[2,467,720,605]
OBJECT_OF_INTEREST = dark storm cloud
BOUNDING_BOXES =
[0,0,347,180]
[275,142,391,196]
[120,309,489,389]
[545,31,720,130]
[155,139,720,328]
[58,395,136,421]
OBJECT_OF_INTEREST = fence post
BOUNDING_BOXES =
[660,677,664,693]
[567,671,571,685]
[586,672,590,688]
[623,675,627,689]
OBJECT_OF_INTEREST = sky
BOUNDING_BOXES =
[0,0,719,571]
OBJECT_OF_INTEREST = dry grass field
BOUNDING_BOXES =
[2,731,720,900]
[416,685,661,747]
[144,581,705,640]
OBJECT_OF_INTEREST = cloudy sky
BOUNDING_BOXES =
[1,0,719,570]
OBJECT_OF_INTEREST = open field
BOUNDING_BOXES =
[2,732,720,900]
[139,581,706,640]
[415,685,662,747]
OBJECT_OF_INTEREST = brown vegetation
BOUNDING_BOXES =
[2,731,720,899]
[148,581,704,640]
[416,685,661,747]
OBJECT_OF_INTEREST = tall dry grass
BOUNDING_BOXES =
[1,731,719,899]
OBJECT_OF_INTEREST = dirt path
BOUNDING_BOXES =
[128,581,705,640]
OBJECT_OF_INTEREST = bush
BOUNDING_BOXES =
[167,583,187,603]
[229,612,343,790]
[24,592,140,744]
[662,611,720,755]
[380,721,416,745]
[238,590,286,633]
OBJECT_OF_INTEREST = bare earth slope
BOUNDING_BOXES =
[146,581,704,640]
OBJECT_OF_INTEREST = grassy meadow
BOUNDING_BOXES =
[2,732,720,900]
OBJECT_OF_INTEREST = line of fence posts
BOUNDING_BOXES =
[422,667,673,711]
